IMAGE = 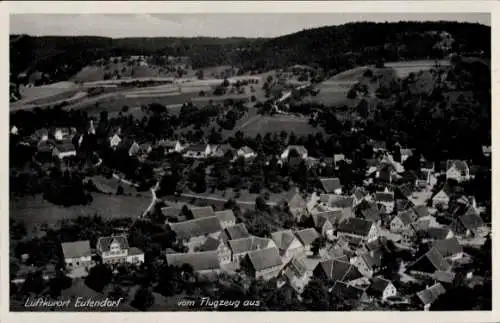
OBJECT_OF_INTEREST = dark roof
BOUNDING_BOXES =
[313,210,344,228]
[408,248,451,273]
[417,283,446,305]
[353,187,367,200]
[54,141,76,153]
[368,277,392,295]
[169,216,222,240]
[295,228,320,246]
[128,247,144,256]
[413,205,429,218]
[190,206,215,219]
[166,251,220,271]
[228,237,272,254]
[398,183,414,198]
[271,230,299,252]
[61,240,91,259]
[247,247,283,271]
[96,235,129,253]
[315,259,363,282]
[459,209,484,233]
[375,191,395,203]
[358,202,381,222]
[224,223,250,240]
[337,218,374,237]
[360,250,383,269]
[424,227,452,240]
[215,209,236,223]
[331,282,366,300]
[186,144,207,152]
[327,195,355,208]
[286,145,308,156]
[284,189,307,209]
[199,237,221,252]
[433,271,456,284]
[396,210,415,226]
[432,237,463,258]
[283,257,308,280]
[319,178,342,193]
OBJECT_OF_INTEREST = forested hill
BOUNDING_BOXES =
[10,21,489,81]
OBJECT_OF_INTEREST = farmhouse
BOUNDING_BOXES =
[295,228,320,253]
[236,146,257,159]
[367,277,397,300]
[390,210,416,233]
[280,145,308,160]
[244,247,283,280]
[189,206,215,219]
[454,207,487,237]
[198,236,232,264]
[183,144,213,159]
[432,183,453,209]
[282,188,308,221]
[312,210,344,240]
[416,283,446,311]
[337,218,379,243]
[223,223,251,241]
[168,216,223,251]
[271,229,304,261]
[61,240,92,277]
[215,209,237,229]
[160,139,184,154]
[319,177,342,195]
[406,248,451,277]
[446,160,470,182]
[352,187,368,206]
[431,237,463,260]
[313,258,366,286]
[96,235,145,265]
[52,141,76,159]
[281,257,311,294]
[351,250,383,277]
[228,237,276,264]
[374,188,395,214]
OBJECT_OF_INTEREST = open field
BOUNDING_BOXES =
[18,82,79,102]
[10,193,151,234]
[384,59,450,78]
[237,114,320,136]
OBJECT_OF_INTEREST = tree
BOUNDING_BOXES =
[255,196,268,212]
[310,237,326,256]
[116,185,124,195]
[195,69,204,80]
[131,286,155,311]
[301,278,330,310]
[85,264,112,292]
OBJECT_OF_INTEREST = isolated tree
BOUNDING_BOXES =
[311,237,326,256]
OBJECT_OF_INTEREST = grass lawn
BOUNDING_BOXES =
[10,193,151,234]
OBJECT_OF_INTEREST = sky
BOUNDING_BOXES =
[10,13,490,38]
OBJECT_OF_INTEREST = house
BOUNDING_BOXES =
[295,228,320,254]
[330,281,369,307]
[406,248,451,277]
[61,240,92,276]
[416,170,432,188]
[313,259,366,286]
[482,145,491,158]
[281,257,311,294]
[223,223,251,241]
[422,226,455,242]
[166,251,221,274]
[52,141,76,159]
[213,144,235,158]
[400,148,414,163]
[271,230,304,261]
[351,250,383,278]
[374,188,395,214]
[312,210,344,240]
[432,237,463,260]
[160,140,184,154]
[432,270,457,285]
[280,145,308,160]
[352,187,368,206]
[337,218,379,242]
[319,177,342,195]
[446,160,470,182]
[96,235,145,265]
[11,125,19,135]
[367,277,397,300]
[54,128,69,141]
[190,206,215,219]
[334,154,346,168]
[432,183,453,209]
[244,247,283,280]
[183,144,212,159]
[168,216,223,251]
[215,209,236,229]
[109,134,122,149]
[416,283,446,310]
[413,205,430,219]
[455,207,487,237]
[390,210,415,233]
[198,237,232,264]
[283,188,308,221]
[356,200,382,224]
[228,237,275,264]
[237,146,257,159]
[128,141,141,157]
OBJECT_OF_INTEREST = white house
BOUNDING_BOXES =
[374,188,395,214]
[183,144,213,159]
[446,160,470,182]
[367,277,397,300]
[52,142,76,159]
[432,184,453,209]
[161,140,184,154]
[237,146,257,159]
[96,235,145,265]
[109,134,122,149]
[337,218,379,243]
[390,210,415,233]
[61,240,92,277]
[280,145,308,160]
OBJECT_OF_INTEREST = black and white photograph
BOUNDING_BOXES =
[5,1,494,316]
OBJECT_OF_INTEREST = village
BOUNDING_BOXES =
[9,116,492,311]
